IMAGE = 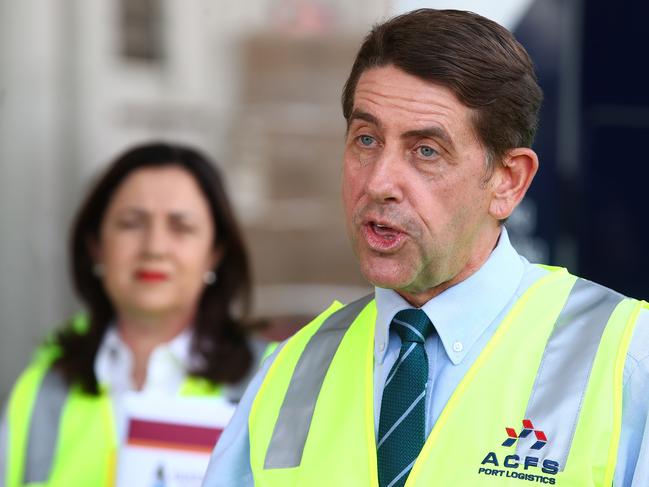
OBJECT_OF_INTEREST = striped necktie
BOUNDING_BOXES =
[377,308,434,487]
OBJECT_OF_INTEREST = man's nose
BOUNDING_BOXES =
[364,148,404,203]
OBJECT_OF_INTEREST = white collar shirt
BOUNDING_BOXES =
[94,326,195,440]
[373,227,548,434]
[94,326,194,394]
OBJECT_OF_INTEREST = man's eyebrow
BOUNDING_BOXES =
[347,109,382,129]
[403,126,455,150]
[347,111,455,151]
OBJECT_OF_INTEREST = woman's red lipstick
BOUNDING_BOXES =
[135,270,169,282]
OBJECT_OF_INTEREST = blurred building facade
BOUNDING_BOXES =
[0,0,389,400]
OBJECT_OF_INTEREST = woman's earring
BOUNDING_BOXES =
[203,270,217,285]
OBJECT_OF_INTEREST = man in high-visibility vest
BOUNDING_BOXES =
[202,9,649,487]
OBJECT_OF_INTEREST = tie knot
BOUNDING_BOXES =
[391,309,434,344]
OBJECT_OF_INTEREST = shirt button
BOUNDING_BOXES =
[379,342,386,352]
[453,341,464,353]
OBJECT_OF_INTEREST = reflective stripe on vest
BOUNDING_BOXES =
[23,369,69,483]
[517,278,624,469]
[20,370,222,485]
[264,294,374,469]
[262,277,625,474]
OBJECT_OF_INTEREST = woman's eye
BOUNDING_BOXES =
[117,219,141,229]
[358,135,375,147]
[417,145,438,158]
[168,218,197,234]
[173,224,194,234]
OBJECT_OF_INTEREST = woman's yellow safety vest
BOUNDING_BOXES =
[249,268,646,486]
[4,316,222,487]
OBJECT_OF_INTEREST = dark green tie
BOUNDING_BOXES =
[377,309,434,487]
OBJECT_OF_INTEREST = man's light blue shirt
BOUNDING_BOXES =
[202,229,649,486]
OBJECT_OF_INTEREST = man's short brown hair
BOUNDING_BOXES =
[342,9,543,172]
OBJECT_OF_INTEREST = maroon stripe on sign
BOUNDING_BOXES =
[128,419,222,449]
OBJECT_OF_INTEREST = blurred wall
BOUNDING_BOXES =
[0,0,390,401]
[1,0,79,403]
[575,0,649,299]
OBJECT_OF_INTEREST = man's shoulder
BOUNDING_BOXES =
[626,304,649,376]
[540,266,646,304]
[582,281,649,386]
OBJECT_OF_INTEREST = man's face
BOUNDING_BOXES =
[342,65,502,305]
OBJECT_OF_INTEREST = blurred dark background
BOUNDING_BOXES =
[509,0,648,299]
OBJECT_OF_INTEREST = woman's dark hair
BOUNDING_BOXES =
[342,8,543,174]
[54,142,253,394]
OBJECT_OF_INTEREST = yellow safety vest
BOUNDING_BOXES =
[4,317,222,487]
[249,268,646,486]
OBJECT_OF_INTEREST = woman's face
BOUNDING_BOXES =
[94,166,219,324]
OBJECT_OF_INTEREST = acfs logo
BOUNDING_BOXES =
[478,419,561,485]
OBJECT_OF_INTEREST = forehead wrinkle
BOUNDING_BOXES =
[354,82,461,127]
[356,87,455,117]
[355,73,458,112]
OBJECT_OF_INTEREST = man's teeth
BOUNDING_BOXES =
[373,223,397,236]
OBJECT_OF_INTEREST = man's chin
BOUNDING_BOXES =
[359,259,412,291]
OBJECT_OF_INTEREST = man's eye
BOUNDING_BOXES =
[417,145,438,158]
[358,135,375,147]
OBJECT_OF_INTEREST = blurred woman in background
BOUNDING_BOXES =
[0,142,262,486]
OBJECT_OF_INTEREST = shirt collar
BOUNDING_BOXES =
[374,227,524,365]
[95,325,194,393]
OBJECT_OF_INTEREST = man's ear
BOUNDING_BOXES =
[489,148,539,220]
